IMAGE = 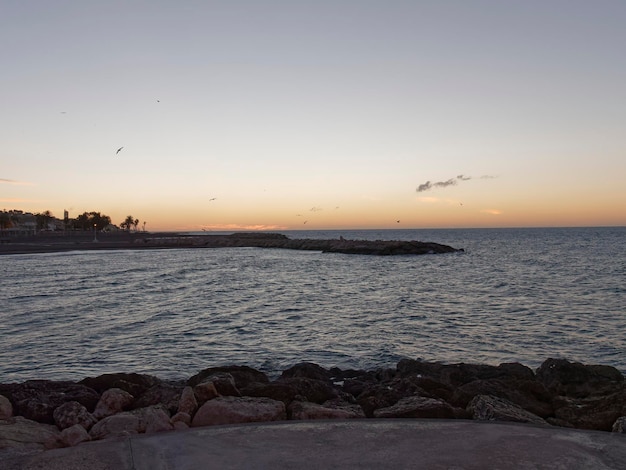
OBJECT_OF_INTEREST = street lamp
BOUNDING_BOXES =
[93,224,98,242]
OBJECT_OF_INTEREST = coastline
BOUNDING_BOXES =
[0,232,463,256]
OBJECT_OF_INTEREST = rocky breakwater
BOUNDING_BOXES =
[137,232,463,256]
[1,358,625,459]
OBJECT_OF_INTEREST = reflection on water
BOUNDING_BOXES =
[1,227,624,382]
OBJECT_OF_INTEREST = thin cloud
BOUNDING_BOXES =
[199,223,287,231]
[416,174,496,192]
[480,209,502,215]
[0,178,34,186]
[0,198,36,202]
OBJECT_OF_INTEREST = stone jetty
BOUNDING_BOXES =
[1,358,624,458]
[0,232,463,256]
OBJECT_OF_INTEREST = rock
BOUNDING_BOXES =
[536,358,624,398]
[0,380,100,424]
[612,416,626,433]
[356,377,434,418]
[288,400,365,420]
[191,396,286,427]
[0,416,62,455]
[450,378,553,418]
[0,395,13,419]
[171,411,191,427]
[467,395,548,426]
[245,377,339,405]
[552,390,626,431]
[135,406,173,434]
[134,383,183,414]
[93,388,134,419]
[79,372,161,396]
[53,401,97,430]
[280,362,332,382]
[193,381,221,405]
[397,360,535,388]
[187,365,269,389]
[373,396,459,419]
[195,373,241,397]
[89,413,141,440]
[60,423,91,447]
[178,386,198,416]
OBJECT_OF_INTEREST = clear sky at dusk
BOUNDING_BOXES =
[2,1,625,231]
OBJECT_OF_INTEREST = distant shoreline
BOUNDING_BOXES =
[0,232,462,256]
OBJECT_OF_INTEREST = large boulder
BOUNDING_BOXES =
[187,366,269,389]
[0,380,100,424]
[450,378,553,418]
[53,401,97,430]
[245,377,339,405]
[612,416,626,433]
[373,396,460,419]
[59,423,91,447]
[93,388,134,419]
[397,360,534,387]
[467,395,548,426]
[280,362,332,382]
[0,395,13,419]
[535,359,624,398]
[191,396,286,427]
[288,399,365,420]
[133,383,183,414]
[89,413,141,440]
[178,386,198,416]
[552,390,626,431]
[79,372,161,396]
[0,416,62,455]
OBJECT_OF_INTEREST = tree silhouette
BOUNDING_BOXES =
[121,215,135,232]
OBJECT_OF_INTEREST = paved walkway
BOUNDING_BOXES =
[5,419,626,469]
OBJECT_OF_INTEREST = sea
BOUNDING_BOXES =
[1,227,624,383]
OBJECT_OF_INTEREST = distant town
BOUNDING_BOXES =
[0,209,144,237]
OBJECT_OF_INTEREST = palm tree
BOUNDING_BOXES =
[121,215,135,232]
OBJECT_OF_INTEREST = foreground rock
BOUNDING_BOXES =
[1,358,624,458]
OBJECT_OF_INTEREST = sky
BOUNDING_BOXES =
[2,0,625,231]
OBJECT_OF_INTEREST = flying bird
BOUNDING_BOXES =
[116,147,124,155]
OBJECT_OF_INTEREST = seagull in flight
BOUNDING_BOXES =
[116,147,124,155]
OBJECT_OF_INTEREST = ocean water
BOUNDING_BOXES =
[1,227,624,383]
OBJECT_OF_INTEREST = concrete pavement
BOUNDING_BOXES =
[5,419,626,469]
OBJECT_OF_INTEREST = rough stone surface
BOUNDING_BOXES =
[170,411,191,427]
[193,381,220,405]
[93,388,134,419]
[78,372,161,396]
[133,383,183,415]
[289,400,365,420]
[612,416,626,433]
[133,406,174,434]
[59,423,91,447]
[536,358,624,398]
[187,365,269,389]
[552,390,626,431]
[89,413,141,440]
[0,380,99,424]
[0,417,61,454]
[373,396,458,419]
[52,401,97,430]
[280,362,332,382]
[467,394,548,426]
[191,396,286,427]
[178,386,198,416]
[0,395,13,419]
